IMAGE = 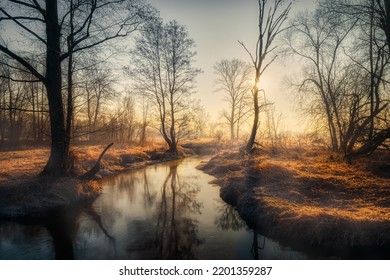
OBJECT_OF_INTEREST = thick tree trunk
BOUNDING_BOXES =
[167,142,178,157]
[42,0,69,177]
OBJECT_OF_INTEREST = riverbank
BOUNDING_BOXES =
[0,140,220,217]
[200,148,390,249]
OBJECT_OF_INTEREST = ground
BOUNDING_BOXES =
[0,143,162,186]
[199,148,390,248]
[2,141,390,249]
[0,139,218,217]
[0,143,163,217]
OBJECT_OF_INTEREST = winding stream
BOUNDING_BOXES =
[0,156,307,260]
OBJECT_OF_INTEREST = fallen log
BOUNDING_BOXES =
[79,142,114,180]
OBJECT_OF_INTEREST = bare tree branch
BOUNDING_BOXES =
[0,45,45,82]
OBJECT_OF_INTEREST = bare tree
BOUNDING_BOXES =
[130,19,201,156]
[192,102,210,139]
[321,0,390,49]
[81,65,118,141]
[265,103,283,148]
[289,1,390,158]
[321,0,390,158]
[239,0,292,154]
[111,95,137,144]
[287,10,358,152]
[0,0,153,176]
[213,58,252,141]
[0,60,48,144]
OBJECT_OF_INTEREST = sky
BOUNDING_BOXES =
[147,0,316,133]
[1,0,317,134]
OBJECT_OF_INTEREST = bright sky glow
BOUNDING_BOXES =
[1,0,317,134]
[147,0,316,133]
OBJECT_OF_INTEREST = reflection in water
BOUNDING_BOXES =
[128,164,203,259]
[4,157,382,260]
[142,170,156,208]
[45,202,117,260]
[214,202,267,260]
[0,201,116,260]
[0,219,54,259]
[0,158,309,259]
[83,203,117,258]
[153,164,203,259]
[45,208,78,260]
[215,204,245,231]
[251,233,266,260]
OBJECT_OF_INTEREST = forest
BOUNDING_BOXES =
[0,0,390,260]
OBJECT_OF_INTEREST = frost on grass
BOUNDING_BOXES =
[201,148,390,247]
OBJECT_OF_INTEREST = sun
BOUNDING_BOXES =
[255,79,263,90]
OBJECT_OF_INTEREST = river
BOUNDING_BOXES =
[0,156,309,260]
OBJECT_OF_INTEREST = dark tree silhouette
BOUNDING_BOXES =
[0,0,153,176]
[304,0,390,159]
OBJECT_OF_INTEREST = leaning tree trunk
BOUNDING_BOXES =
[42,0,70,177]
[346,127,390,161]
[79,142,114,180]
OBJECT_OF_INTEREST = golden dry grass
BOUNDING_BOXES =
[252,150,390,222]
[0,140,221,217]
[0,143,167,217]
[201,148,390,247]
[72,144,156,174]
[0,138,223,188]
[0,143,165,186]
[0,148,49,185]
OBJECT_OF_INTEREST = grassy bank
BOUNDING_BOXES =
[0,139,220,217]
[200,148,390,248]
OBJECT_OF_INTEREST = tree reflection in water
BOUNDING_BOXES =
[215,204,245,231]
[0,158,318,259]
[45,207,78,260]
[128,162,204,259]
[45,202,116,260]
[142,170,156,208]
[215,202,267,259]
[251,233,266,259]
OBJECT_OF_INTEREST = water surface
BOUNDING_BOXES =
[0,157,307,259]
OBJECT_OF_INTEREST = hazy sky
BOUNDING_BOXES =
[147,0,316,132]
